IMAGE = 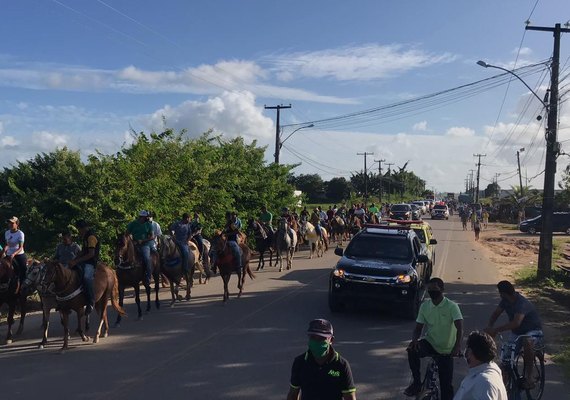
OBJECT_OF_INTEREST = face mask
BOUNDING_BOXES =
[428,290,442,301]
[308,338,330,358]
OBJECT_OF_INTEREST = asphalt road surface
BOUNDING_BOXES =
[1,217,568,399]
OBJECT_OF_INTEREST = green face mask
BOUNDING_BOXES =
[308,338,330,358]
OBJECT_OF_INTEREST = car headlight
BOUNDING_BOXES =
[396,274,412,283]
[333,269,345,277]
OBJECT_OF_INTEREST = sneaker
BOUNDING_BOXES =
[85,304,94,315]
[404,382,422,397]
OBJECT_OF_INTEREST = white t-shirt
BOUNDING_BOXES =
[5,229,25,256]
[454,362,507,400]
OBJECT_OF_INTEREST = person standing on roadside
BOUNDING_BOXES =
[454,331,507,400]
[1,216,27,293]
[287,319,357,400]
[473,218,481,241]
[404,277,463,400]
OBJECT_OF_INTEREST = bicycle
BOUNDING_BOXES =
[499,334,545,400]
[415,356,441,400]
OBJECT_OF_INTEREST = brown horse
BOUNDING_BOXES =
[114,233,160,325]
[0,258,22,344]
[42,260,125,351]
[159,235,195,306]
[210,233,254,302]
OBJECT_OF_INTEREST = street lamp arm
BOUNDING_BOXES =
[476,60,548,108]
[280,124,315,147]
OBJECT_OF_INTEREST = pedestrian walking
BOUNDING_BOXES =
[474,218,481,241]
[287,318,357,400]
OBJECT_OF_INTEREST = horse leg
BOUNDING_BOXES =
[237,270,244,298]
[222,273,230,302]
[257,251,262,271]
[16,292,26,335]
[144,281,152,313]
[93,300,106,344]
[185,271,192,301]
[134,285,143,320]
[61,311,70,351]
[5,300,15,344]
[153,269,161,309]
[278,251,283,272]
[169,280,176,307]
[115,284,126,327]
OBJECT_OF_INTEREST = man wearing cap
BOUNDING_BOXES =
[126,211,155,286]
[170,213,192,274]
[287,319,357,400]
[1,216,27,292]
[68,220,99,314]
[54,230,81,267]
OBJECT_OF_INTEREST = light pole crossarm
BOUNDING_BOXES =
[476,60,548,108]
[280,124,315,147]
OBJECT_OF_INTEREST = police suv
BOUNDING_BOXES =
[329,224,430,319]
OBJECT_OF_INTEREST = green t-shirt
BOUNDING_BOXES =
[417,297,463,354]
[127,220,153,241]
[369,206,379,214]
[260,211,273,225]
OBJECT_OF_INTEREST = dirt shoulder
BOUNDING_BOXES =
[477,222,570,375]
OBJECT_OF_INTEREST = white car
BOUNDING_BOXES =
[431,204,449,220]
[412,201,427,214]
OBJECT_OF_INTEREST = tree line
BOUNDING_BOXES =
[0,129,296,261]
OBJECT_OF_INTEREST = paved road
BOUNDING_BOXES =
[1,217,567,399]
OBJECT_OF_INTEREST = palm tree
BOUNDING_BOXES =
[506,185,541,222]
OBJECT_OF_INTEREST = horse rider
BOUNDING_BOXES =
[170,213,192,275]
[190,212,206,264]
[67,220,99,315]
[310,208,323,239]
[126,210,155,286]
[300,206,310,222]
[259,205,274,232]
[280,207,296,242]
[148,211,162,252]
[1,216,27,294]
[224,211,243,271]
[54,230,81,267]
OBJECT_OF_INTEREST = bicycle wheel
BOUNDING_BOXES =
[514,350,545,400]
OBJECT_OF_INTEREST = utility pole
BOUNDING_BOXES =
[473,154,486,203]
[464,178,469,193]
[494,173,501,198]
[527,23,570,279]
[357,152,374,206]
[375,158,386,204]
[386,163,394,202]
[469,169,476,196]
[265,104,291,164]
[517,148,525,196]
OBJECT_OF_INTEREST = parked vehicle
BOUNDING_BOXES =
[519,212,570,234]
[390,204,413,220]
[431,204,449,220]
[409,204,422,220]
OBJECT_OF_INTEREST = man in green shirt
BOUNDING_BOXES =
[259,205,273,228]
[368,203,379,215]
[126,210,155,286]
[404,277,463,400]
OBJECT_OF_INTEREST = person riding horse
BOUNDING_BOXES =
[309,209,323,239]
[67,220,99,315]
[54,230,81,267]
[280,207,297,242]
[126,211,155,287]
[221,211,244,271]
[259,205,273,230]
[190,212,205,263]
[170,213,193,274]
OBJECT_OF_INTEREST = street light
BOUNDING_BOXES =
[476,61,548,110]
[280,124,315,149]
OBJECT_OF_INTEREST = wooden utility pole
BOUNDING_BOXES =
[265,104,291,164]
[473,153,486,203]
[375,158,386,204]
[386,162,394,202]
[357,152,374,206]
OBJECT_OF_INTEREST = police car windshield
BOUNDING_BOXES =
[413,228,426,243]
[345,235,412,261]
[434,205,447,209]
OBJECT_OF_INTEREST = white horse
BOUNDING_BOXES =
[276,218,297,272]
[300,221,328,259]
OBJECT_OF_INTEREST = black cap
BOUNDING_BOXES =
[307,319,333,338]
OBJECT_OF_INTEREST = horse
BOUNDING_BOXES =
[329,215,348,244]
[42,260,125,351]
[290,217,301,251]
[210,232,255,302]
[113,233,161,325]
[159,235,196,306]
[0,258,23,344]
[247,219,275,270]
[275,218,298,271]
[299,221,329,259]
[189,238,211,284]
[348,215,363,236]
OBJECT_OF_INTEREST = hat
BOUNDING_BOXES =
[7,216,19,224]
[307,319,334,338]
[139,210,150,217]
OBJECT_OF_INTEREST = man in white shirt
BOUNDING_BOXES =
[454,331,507,400]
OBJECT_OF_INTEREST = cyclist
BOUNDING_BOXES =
[405,277,463,400]
[287,319,356,400]
[485,280,543,390]
[454,331,507,400]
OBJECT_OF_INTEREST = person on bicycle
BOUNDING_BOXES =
[287,318,356,400]
[454,331,507,400]
[405,277,463,400]
[485,280,543,389]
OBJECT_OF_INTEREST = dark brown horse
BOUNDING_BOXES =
[42,260,125,351]
[247,219,275,270]
[0,258,22,344]
[210,233,254,302]
[114,233,160,325]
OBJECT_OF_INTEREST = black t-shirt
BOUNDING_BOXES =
[499,292,542,335]
[290,348,356,400]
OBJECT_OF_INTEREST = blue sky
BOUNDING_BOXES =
[1,0,569,192]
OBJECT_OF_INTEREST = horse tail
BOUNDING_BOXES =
[111,271,127,316]
[246,263,255,280]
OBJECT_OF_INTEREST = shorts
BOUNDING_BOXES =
[503,330,544,357]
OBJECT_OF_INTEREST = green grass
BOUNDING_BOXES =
[553,340,570,377]
[515,267,570,289]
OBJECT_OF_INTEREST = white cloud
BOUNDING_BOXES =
[0,121,3,135]
[143,91,274,143]
[0,135,18,148]
[267,44,456,81]
[446,127,475,137]
[412,121,428,131]
[515,47,533,57]
[32,131,68,151]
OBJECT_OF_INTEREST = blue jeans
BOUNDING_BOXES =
[177,241,190,273]
[81,263,95,306]
[194,235,204,261]
[139,244,153,285]
[228,240,243,269]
